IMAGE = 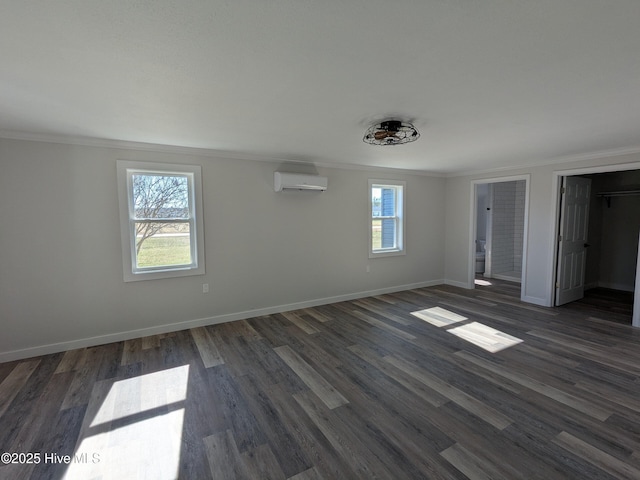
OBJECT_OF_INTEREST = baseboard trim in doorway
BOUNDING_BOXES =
[521,295,551,307]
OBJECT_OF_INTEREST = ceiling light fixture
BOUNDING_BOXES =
[363,120,420,146]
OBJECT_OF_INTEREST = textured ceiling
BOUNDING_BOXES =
[2,1,640,173]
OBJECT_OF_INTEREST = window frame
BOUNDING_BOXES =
[117,160,205,282]
[368,179,406,258]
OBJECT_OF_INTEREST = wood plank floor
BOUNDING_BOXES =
[570,288,634,325]
[2,281,640,479]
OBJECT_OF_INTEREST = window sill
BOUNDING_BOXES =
[124,265,205,282]
[369,249,406,259]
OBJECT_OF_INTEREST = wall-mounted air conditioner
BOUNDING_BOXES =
[274,172,328,192]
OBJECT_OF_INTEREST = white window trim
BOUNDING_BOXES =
[117,160,205,282]
[368,179,406,258]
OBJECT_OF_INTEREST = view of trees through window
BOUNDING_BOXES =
[132,173,192,268]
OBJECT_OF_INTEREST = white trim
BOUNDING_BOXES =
[521,295,550,307]
[549,161,640,320]
[492,273,522,283]
[634,232,640,328]
[444,279,471,289]
[368,179,407,258]
[553,161,640,177]
[469,175,530,302]
[0,131,443,177]
[117,160,205,282]
[445,146,640,178]
[0,279,444,363]
[4,129,640,178]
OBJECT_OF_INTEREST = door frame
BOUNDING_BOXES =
[469,174,530,300]
[550,162,640,327]
[635,234,640,328]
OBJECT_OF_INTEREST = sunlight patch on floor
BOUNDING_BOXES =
[474,279,492,286]
[64,365,189,480]
[411,306,467,327]
[448,322,523,353]
[90,365,189,427]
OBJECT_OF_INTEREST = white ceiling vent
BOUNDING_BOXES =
[274,172,328,192]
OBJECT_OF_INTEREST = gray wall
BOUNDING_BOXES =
[0,138,446,360]
[490,180,525,277]
[585,171,640,292]
[444,152,640,305]
[4,136,639,360]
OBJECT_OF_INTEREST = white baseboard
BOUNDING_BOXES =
[0,279,444,363]
[492,273,522,284]
[521,295,551,307]
[443,279,472,289]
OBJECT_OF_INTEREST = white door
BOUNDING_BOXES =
[556,176,592,306]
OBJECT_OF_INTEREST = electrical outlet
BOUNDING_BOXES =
[366,265,370,273]
[202,283,209,293]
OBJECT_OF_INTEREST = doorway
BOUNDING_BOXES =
[470,175,530,300]
[551,164,640,327]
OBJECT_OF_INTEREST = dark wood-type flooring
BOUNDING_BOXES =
[569,287,634,325]
[2,281,640,479]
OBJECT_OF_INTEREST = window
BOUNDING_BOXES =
[369,180,406,257]
[117,161,205,281]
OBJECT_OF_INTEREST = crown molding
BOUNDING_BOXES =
[0,130,443,177]
[445,146,640,178]
[5,129,637,179]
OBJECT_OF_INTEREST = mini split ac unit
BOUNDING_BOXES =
[274,172,328,192]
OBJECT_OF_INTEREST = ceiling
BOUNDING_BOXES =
[2,1,640,174]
